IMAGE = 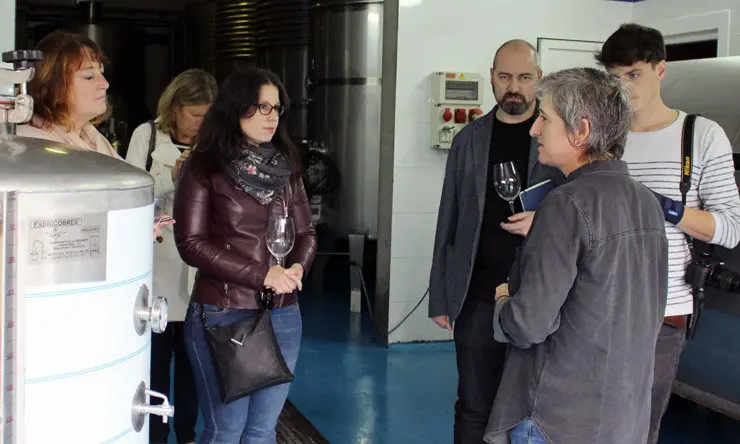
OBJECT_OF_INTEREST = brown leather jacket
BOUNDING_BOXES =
[173,161,317,309]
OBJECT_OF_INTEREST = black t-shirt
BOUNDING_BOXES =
[468,113,535,303]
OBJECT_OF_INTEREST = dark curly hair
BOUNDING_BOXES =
[595,23,667,68]
[188,68,299,178]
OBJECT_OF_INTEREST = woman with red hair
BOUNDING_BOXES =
[17,30,119,158]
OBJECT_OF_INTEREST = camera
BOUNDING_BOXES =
[684,252,740,339]
[685,252,740,294]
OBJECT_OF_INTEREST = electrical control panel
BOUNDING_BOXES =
[430,71,484,149]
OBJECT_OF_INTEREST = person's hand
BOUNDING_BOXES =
[285,263,304,280]
[432,315,452,332]
[152,215,173,243]
[495,283,509,301]
[263,265,298,294]
[171,149,192,182]
[500,211,535,237]
[284,264,304,291]
[153,224,163,242]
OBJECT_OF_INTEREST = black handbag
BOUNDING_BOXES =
[201,289,294,404]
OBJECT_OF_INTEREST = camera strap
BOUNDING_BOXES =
[680,113,701,339]
[680,114,698,250]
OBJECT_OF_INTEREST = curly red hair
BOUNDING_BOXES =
[29,30,108,131]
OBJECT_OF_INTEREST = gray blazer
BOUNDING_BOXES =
[428,108,564,321]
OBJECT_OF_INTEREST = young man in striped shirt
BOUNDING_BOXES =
[597,24,740,443]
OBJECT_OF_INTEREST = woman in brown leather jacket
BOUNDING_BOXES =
[173,68,316,443]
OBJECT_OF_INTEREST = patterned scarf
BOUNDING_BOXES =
[224,142,292,205]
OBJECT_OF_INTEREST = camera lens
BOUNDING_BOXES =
[710,266,740,294]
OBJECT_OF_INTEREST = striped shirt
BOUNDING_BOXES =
[623,111,740,316]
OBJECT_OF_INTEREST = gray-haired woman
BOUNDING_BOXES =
[484,67,669,444]
[125,68,217,444]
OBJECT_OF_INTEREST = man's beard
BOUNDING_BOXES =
[495,92,532,116]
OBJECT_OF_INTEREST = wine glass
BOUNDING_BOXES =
[493,161,521,215]
[153,197,165,221]
[267,215,295,268]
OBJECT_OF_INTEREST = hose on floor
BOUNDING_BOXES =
[349,261,430,335]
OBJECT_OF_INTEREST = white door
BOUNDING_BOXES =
[537,38,605,75]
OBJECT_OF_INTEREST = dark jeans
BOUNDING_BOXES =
[648,323,687,444]
[150,321,199,444]
[185,301,302,444]
[454,297,508,444]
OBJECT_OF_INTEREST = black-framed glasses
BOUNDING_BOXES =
[256,103,284,116]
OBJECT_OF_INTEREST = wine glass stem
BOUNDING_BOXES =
[277,256,284,268]
[509,201,516,215]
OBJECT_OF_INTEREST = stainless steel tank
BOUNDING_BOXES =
[184,0,217,74]
[262,0,310,141]
[308,0,383,238]
[73,1,149,155]
[215,0,261,82]
[0,50,172,443]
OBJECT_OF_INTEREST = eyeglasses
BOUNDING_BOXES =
[256,103,284,116]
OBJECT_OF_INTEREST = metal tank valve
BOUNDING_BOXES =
[0,50,43,133]
[133,284,169,335]
[131,381,175,432]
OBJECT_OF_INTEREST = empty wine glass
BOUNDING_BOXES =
[267,214,295,268]
[493,161,521,214]
[154,197,165,221]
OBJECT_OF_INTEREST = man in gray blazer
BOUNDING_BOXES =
[428,40,564,444]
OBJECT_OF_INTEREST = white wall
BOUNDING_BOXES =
[0,0,14,97]
[0,0,15,55]
[386,0,633,343]
[633,0,740,56]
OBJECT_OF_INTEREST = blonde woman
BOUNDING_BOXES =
[126,68,217,444]
[17,30,119,158]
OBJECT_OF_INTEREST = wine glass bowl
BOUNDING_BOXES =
[493,161,521,214]
[267,215,295,267]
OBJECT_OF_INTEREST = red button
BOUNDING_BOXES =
[454,108,466,124]
[469,108,483,121]
[442,108,452,122]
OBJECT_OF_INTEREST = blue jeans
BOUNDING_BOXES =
[184,301,302,444]
[509,418,548,444]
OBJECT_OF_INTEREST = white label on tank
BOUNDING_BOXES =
[26,213,107,286]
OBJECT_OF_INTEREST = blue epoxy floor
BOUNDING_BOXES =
[166,262,740,443]
[288,285,458,444]
[289,267,740,444]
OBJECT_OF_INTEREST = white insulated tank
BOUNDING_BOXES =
[0,50,173,444]
[0,136,173,444]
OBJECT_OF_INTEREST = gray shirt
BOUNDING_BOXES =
[485,160,668,444]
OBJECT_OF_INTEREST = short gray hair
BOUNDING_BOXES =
[537,67,631,160]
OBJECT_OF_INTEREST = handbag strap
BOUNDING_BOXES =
[199,291,272,330]
[145,120,157,172]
